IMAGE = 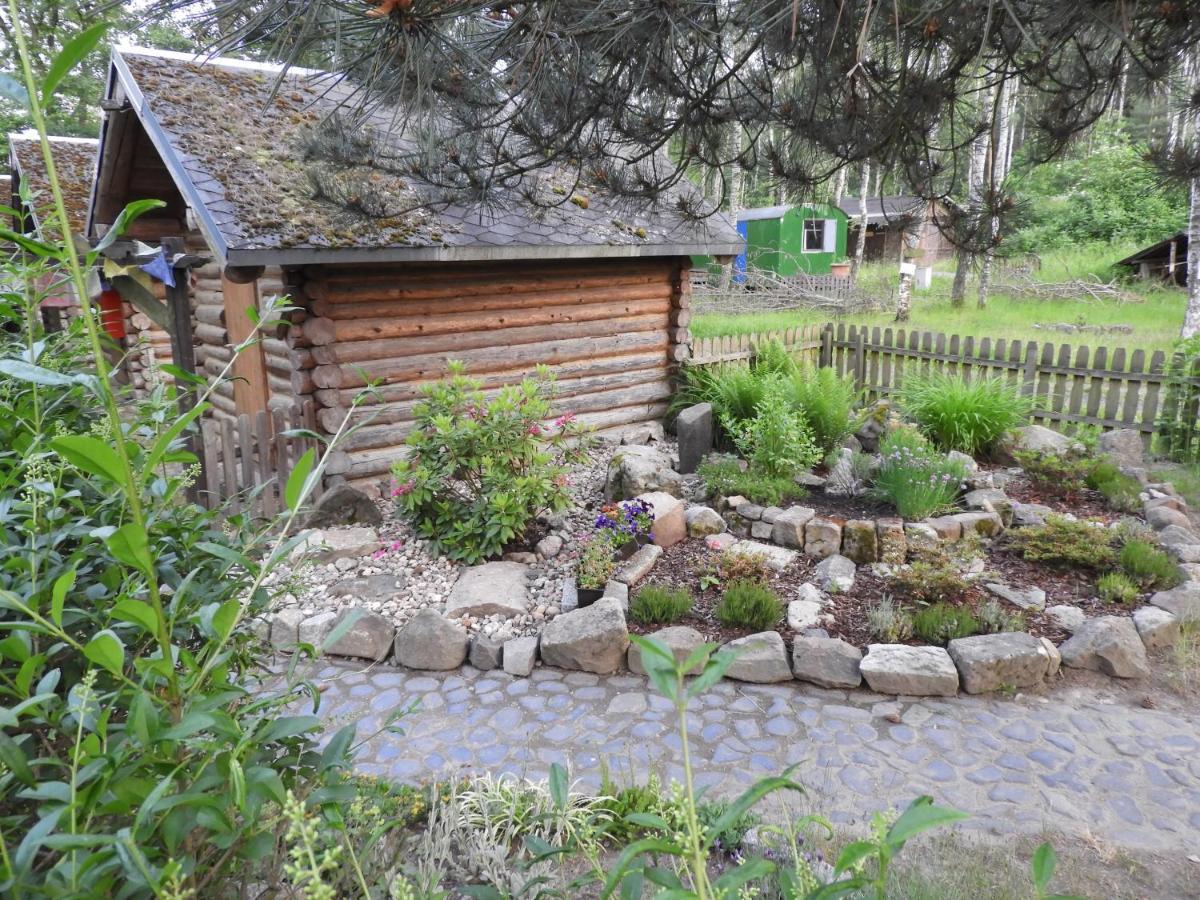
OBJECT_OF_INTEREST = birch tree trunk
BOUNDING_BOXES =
[1183,176,1200,338]
[979,75,1013,308]
[851,160,869,278]
[895,268,914,323]
[832,166,848,204]
[952,79,994,307]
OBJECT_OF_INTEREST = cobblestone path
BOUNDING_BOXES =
[306,661,1200,853]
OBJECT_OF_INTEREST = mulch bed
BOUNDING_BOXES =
[987,464,1120,523]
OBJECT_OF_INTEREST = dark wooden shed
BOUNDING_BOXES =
[1116,233,1188,286]
[88,48,741,494]
[838,195,954,264]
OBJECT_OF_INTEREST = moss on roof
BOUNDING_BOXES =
[9,135,98,240]
[117,50,741,256]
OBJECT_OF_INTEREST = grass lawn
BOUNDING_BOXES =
[693,243,1187,354]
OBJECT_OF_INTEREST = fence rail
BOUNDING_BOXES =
[195,402,323,516]
[692,322,1179,438]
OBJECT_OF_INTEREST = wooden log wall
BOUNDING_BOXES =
[298,257,689,491]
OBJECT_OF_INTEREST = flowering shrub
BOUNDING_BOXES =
[391,362,590,563]
[595,498,654,544]
[872,432,967,519]
[577,536,617,589]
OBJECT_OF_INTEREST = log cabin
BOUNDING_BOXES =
[87,47,742,494]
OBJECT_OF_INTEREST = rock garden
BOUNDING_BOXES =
[267,347,1199,699]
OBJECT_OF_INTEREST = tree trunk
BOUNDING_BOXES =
[895,269,913,323]
[953,79,994,307]
[851,160,869,278]
[832,166,848,204]
[1183,175,1200,338]
[979,74,1013,309]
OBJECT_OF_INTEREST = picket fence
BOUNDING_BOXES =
[691,322,1179,437]
[193,401,324,516]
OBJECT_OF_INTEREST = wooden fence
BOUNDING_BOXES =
[692,322,1173,436]
[194,401,324,516]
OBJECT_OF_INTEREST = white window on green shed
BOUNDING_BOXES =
[803,219,823,251]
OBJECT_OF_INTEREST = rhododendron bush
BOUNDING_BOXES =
[391,362,590,563]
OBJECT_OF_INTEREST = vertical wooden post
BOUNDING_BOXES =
[853,330,866,394]
[162,236,202,504]
[820,323,833,369]
[1021,342,1038,398]
[220,271,269,416]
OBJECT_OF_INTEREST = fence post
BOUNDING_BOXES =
[820,324,833,369]
[854,330,866,393]
[1021,342,1037,398]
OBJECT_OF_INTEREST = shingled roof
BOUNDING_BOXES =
[837,195,927,224]
[92,47,742,268]
[9,133,99,239]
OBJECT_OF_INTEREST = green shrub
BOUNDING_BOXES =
[785,365,860,453]
[900,372,1032,455]
[630,585,694,624]
[750,338,799,378]
[673,363,764,433]
[392,363,590,563]
[872,432,967,519]
[977,599,1026,633]
[912,603,980,643]
[866,596,914,641]
[729,375,821,479]
[890,554,971,604]
[1119,539,1182,590]
[1097,572,1141,604]
[1009,515,1117,569]
[715,579,783,630]
[697,457,803,506]
[1013,448,1094,499]
[1087,461,1143,513]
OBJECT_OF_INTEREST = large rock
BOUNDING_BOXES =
[773,506,816,548]
[614,543,663,586]
[605,445,682,501]
[859,645,959,697]
[792,636,862,688]
[1133,606,1179,649]
[903,522,940,554]
[924,516,962,541]
[639,491,687,548]
[686,505,726,537]
[444,561,530,619]
[876,518,907,566]
[722,631,793,683]
[1000,424,1074,462]
[1046,604,1086,633]
[321,608,395,661]
[329,572,406,602]
[297,611,337,647]
[303,483,383,529]
[787,598,826,632]
[269,608,305,650]
[804,518,843,559]
[1059,616,1150,678]
[539,597,630,674]
[814,554,856,593]
[1010,502,1053,528]
[469,635,504,670]
[394,609,469,671]
[675,403,713,474]
[1097,429,1145,470]
[947,632,1053,694]
[841,519,878,564]
[628,625,706,675]
[951,511,1004,537]
[854,400,891,453]
[727,540,798,572]
[985,583,1046,611]
[1146,506,1191,531]
[295,527,383,563]
[503,636,539,676]
[1149,582,1200,622]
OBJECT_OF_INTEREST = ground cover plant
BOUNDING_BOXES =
[899,372,1032,456]
[1008,515,1117,569]
[912,603,981,644]
[1097,572,1140,605]
[1119,539,1181,590]
[630,585,694,625]
[697,456,806,507]
[715,579,784,630]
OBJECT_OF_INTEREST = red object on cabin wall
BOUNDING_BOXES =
[98,289,125,340]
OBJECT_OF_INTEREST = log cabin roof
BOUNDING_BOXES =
[8,133,99,240]
[91,47,743,269]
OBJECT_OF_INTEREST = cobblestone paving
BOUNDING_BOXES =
[304,661,1200,853]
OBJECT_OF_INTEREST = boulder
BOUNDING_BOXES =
[1144,496,1187,514]
[614,544,663,586]
[761,506,784,524]
[787,599,826,632]
[924,516,962,541]
[876,518,907,566]
[539,597,629,674]
[1059,616,1150,679]
[1010,502,1053,528]
[295,527,383,564]
[814,554,856,593]
[736,502,765,521]
[1133,606,1179,650]
[1000,424,1074,462]
[675,403,714,474]
[804,518,843,559]
[320,608,395,661]
[854,400,891,452]
[751,521,774,540]
[705,533,737,552]
[445,561,530,619]
[773,506,816,548]
[639,491,687,548]
[469,635,504,670]
[841,519,878,564]
[951,511,1004,537]
[620,421,665,445]
[947,450,979,475]
[1040,637,1062,677]
[1097,429,1145,470]
[1156,524,1200,549]
[628,625,706,675]
[502,636,539,676]
[903,522,940,554]
[302,483,383,529]
[795,471,827,489]
[1146,506,1191,531]
[859,645,959,696]
[1046,604,1086,632]
[297,611,337,648]
[536,535,564,559]
[686,505,726,537]
[269,608,305,650]
[722,631,793,683]
[604,579,630,606]
[791,636,862,688]
[727,540,798,572]
[985,583,1047,612]
[1149,582,1200,622]
[605,445,682,501]
[329,572,406,602]
[947,632,1053,694]
[394,609,469,671]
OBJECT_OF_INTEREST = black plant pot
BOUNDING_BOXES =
[576,587,605,608]
[616,535,651,560]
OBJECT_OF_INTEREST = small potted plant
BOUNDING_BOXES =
[575,536,616,607]
[595,498,656,559]
[830,257,851,278]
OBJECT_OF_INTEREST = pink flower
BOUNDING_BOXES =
[389,540,404,551]
[527,423,542,436]
[392,479,415,498]
[371,549,386,560]
[554,412,577,428]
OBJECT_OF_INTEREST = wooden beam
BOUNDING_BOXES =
[220,273,270,416]
[223,265,265,285]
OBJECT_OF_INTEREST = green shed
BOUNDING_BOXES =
[738,202,848,276]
